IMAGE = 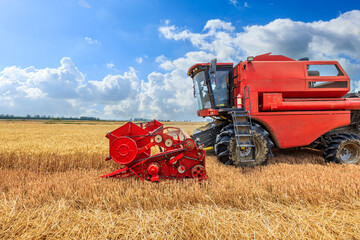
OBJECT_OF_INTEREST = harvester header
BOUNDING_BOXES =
[101,120,207,182]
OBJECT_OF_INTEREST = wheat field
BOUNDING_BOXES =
[1,120,360,239]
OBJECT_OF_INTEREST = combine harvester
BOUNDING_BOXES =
[102,53,360,182]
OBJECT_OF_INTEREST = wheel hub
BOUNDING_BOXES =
[340,147,351,161]
[238,146,251,157]
[339,143,358,164]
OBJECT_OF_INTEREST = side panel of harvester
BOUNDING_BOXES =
[234,58,352,149]
[252,111,350,148]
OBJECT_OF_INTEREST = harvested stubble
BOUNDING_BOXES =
[1,121,360,239]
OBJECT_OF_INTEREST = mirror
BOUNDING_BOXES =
[209,58,217,74]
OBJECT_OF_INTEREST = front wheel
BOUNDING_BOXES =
[229,123,274,167]
[322,133,360,164]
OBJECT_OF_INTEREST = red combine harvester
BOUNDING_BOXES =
[189,53,360,167]
[103,53,360,182]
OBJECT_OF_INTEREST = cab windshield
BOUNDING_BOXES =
[193,68,230,110]
[210,70,229,107]
[194,71,211,110]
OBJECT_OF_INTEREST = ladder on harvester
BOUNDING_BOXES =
[231,85,256,162]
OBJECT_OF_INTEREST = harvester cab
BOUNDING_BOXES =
[189,53,360,167]
[190,60,233,111]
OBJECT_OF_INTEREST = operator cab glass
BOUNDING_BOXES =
[192,65,232,110]
[194,71,211,109]
[210,69,230,108]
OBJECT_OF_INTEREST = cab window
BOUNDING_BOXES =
[307,64,344,77]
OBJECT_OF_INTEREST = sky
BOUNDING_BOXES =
[0,0,359,120]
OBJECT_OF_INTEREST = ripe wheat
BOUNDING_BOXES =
[0,120,359,239]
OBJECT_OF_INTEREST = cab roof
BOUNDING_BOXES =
[187,63,232,78]
[187,53,295,78]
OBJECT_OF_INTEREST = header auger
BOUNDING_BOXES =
[101,120,207,182]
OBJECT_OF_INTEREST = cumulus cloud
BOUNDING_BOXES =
[0,58,140,118]
[155,55,167,63]
[159,10,360,74]
[236,11,360,61]
[78,67,140,105]
[159,20,237,62]
[138,51,216,119]
[0,59,83,116]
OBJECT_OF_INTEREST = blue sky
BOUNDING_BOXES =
[0,0,359,120]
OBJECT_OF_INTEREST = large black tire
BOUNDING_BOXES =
[229,123,274,167]
[214,125,234,165]
[322,133,360,164]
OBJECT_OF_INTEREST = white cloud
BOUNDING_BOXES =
[236,11,360,62]
[155,55,167,63]
[229,0,238,6]
[106,63,122,72]
[106,63,115,69]
[204,19,235,32]
[160,19,237,62]
[85,37,100,45]
[16,86,46,99]
[160,10,360,64]
[138,51,215,119]
[229,0,249,8]
[78,67,139,104]
[79,0,91,8]
[0,58,140,118]
[0,58,85,116]
[136,57,143,64]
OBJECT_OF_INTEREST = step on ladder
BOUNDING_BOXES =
[231,85,256,162]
